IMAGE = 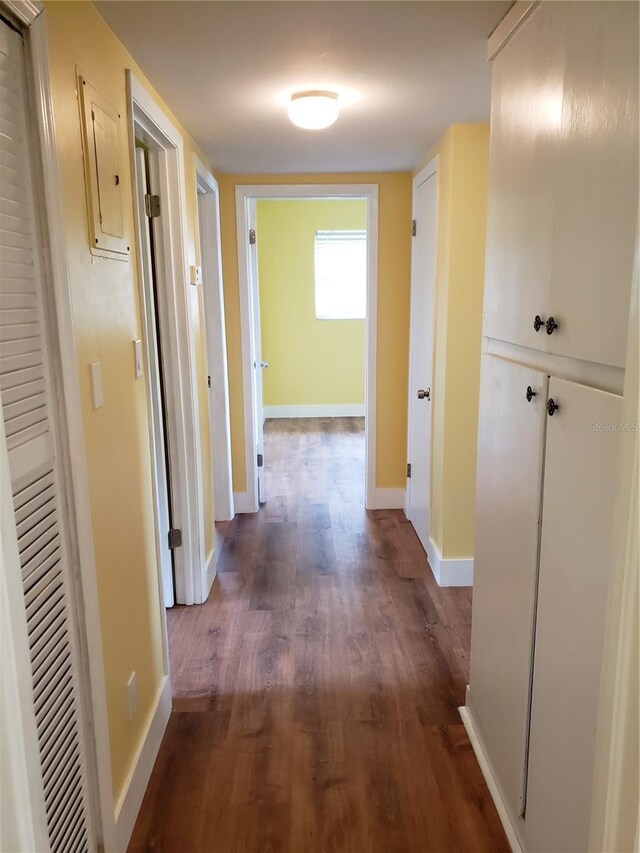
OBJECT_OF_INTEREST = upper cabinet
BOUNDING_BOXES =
[483,2,639,368]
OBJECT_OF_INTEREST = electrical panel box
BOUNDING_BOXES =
[78,74,130,260]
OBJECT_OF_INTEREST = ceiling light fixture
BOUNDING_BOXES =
[288,90,340,130]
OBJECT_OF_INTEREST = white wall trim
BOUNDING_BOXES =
[114,676,171,852]
[487,0,538,61]
[1,0,42,26]
[195,156,235,523]
[367,488,406,510]
[460,699,524,853]
[426,537,473,587]
[127,72,206,605]
[28,14,116,850]
[235,183,379,511]
[233,491,256,514]
[264,403,365,419]
[205,547,217,600]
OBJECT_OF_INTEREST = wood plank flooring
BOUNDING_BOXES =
[129,418,508,852]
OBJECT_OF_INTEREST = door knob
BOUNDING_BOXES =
[547,398,559,416]
[526,386,536,402]
[417,388,431,400]
[258,361,269,369]
[534,315,545,332]
[545,316,558,335]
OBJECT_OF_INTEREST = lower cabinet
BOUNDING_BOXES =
[468,357,622,852]
[469,355,548,820]
[524,378,622,853]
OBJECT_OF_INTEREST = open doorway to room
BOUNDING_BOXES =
[255,197,368,508]
[235,184,379,513]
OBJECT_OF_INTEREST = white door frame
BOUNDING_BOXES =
[126,72,206,606]
[235,183,379,512]
[195,158,235,523]
[405,156,439,529]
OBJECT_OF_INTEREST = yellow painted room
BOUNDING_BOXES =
[2,2,637,853]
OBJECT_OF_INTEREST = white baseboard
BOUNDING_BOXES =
[459,696,523,853]
[426,536,473,587]
[114,676,171,851]
[233,491,257,514]
[205,548,217,599]
[264,404,365,419]
[366,488,406,510]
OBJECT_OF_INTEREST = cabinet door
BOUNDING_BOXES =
[524,378,622,853]
[548,1,639,368]
[483,3,563,350]
[468,355,548,820]
[484,2,638,368]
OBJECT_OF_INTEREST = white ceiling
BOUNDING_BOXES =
[95,1,510,174]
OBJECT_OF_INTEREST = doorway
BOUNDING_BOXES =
[235,184,379,512]
[406,157,438,553]
[258,198,368,504]
[133,144,176,607]
[128,71,207,607]
[195,162,234,523]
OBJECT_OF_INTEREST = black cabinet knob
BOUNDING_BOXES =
[546,316,559,335]
[534,315,544,332]
[547,398,559,416]
[526,386,536,402]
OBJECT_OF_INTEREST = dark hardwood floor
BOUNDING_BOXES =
[129,417,508,852]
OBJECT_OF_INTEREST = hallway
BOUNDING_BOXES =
[129,419,508,852]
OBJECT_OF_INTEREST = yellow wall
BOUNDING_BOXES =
[45,0,215,804]
[256,199,367,407]
[219,173,412,493]
[415,124,490,559]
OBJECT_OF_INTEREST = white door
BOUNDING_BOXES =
[0,21,96,850]
[248,201,267,504]
[197,188,234,521]
[406,169,437,550]
[133,147,174,607]
[524,378,622,853]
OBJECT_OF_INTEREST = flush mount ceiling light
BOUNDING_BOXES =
[288,90,340,130]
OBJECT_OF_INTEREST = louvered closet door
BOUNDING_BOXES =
[0,21,94,853]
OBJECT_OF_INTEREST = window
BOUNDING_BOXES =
[314,229,367,319]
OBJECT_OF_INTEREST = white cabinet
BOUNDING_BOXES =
[469,367,623,851]
[484,2,638,368]
[470,356,548,820]
[467,3,636,851]
[524,379,622,853]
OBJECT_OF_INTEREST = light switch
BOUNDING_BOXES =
[189,264,202,286]
[89,361,103,409]
[133,338,143,379]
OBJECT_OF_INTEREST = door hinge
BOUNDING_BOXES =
[411,219,416,237]
[407,463,412,478]
[168,528,182,550]
[249,228,256,245]
[144,193,161,218]
[257,453,264,468]
[207,375,211,388]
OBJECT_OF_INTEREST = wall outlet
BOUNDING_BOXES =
[126,671,138,720]
[89,361,103,409]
